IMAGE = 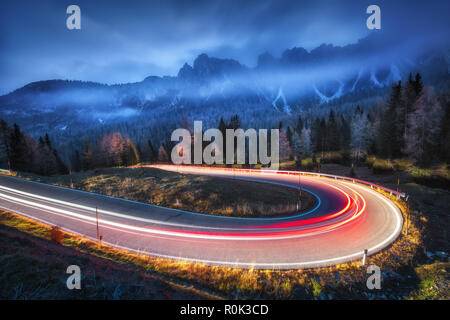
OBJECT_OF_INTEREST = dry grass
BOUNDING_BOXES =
[318,152,343,164]
[50,226,64,244]
[0,183,431,300]
[410,262,450,300]
[0,213,218,299]
[372,159,395,173]
[2,163,447,299]
[18,167,316,218]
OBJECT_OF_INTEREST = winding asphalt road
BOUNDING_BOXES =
[0,165,403,269]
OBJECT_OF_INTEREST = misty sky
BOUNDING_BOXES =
[0,0,448,95]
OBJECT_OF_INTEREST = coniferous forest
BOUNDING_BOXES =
[1,73,448,176]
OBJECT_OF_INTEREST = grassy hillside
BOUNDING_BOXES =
[0,214,218,299]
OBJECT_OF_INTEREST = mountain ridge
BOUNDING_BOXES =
[0,33,448,145]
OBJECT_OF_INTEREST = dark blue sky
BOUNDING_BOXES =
[0,0,448,94]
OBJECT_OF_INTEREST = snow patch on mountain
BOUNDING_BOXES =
[272,87,291,114]
[370,70,384,88]
[370,65,401,88]
[351,69,364,92]
[313,81,344,103]
[390,64,401,82]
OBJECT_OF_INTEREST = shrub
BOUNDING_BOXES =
[411,166,450,189]
[349,163,356,178]
[279,160,296,169]
[318,152,343,164]
[392,159,414,171]
[372,159,394,174]
[300,158,314,170]
[50,226,64,244]
[311,279,322,298]
[366,156,377,169]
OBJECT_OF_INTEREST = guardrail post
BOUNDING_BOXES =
[362,249,368,265]
[96,207,100,242]
[405,196,410,236]
[69,170,74,188]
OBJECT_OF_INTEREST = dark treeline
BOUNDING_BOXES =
[0,120,68,175]
[79,132,141,171]
[281,73,449,167]
[0,73,448,175]
[211,73,448,168]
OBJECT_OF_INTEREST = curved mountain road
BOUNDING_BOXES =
[0,165,403,269]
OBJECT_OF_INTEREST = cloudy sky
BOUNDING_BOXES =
[0,0,448,94]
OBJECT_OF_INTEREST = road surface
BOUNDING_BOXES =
[0,165,403,269]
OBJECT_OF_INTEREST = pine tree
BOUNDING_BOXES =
[9,123,31,171]
[291,131,302,162]
[218,117,227,163]
[110,132,126,167]
[438,101,450,162]
[327,110,340,151]
[296,115,304,134]
[158,144,169,162]
[405,87,442,166]
[299,128,312,156]
[404,86,442,165]
[53,148,68,174]
[44,134,58,174]
[339,114,351,151]
[37,136,49,174]
[286,126,293,146]
[351,110,370,162]
[44,133,52,150]
[367,112,378,155]
[414,73,423,97]
[82,137,93,170]
[291,129,311,163]
[278,127,291,162]
[73,150,81,172]
[218,117,227,134]
[401,74,416,144]
[229,114,241,130]
[0,119,11,168]
[147,140,156,163]
[378,81,403,158]
[311,117,327,156]
[125,138,140,166]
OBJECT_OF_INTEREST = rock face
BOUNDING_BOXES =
[191,54,246,79]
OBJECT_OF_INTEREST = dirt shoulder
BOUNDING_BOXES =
[0,213,219,299]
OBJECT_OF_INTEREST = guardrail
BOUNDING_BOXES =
[143,164,407,200]
[1,164,406,200]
